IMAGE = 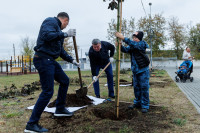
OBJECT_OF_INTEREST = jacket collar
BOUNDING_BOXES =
[54,17,62,28]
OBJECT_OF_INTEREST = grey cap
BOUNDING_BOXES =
[92,39,101,45]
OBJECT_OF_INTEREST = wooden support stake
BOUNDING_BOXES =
[115,0,122,118]
[22,55,24,73]
[0,62,2,73]
[6,61,8,75]
[18,56,19,67]
[29,55,31,73]
[14,59,16,67]
[10,56,12,68]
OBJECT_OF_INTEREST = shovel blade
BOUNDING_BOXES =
[76,87,88,98]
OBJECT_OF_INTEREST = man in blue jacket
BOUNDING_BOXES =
[24,12,79,133]
[89,39,115,98]
[115,31,150,113]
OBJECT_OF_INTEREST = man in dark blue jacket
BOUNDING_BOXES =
[115,31,150,113]
[89,39,115,98]
[24,12,79,133]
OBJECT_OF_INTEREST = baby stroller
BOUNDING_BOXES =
[175,60,193,83]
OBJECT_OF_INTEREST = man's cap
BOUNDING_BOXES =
[133,31,144,41]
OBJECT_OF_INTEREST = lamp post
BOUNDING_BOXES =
[198,25,200,52]
[149,2,153,70]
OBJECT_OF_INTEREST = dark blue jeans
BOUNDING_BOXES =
[93,64,114,97]
[28,57,69,124]
[133,70,150,109]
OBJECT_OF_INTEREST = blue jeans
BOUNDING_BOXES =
[28,57,69,124]
[133,70,150,109]
[93,64,114,97]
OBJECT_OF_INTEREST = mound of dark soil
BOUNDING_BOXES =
[41,102,172,133]
[91,102,139,120]
[47,94,93,107]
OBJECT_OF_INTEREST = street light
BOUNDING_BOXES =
[149,2,153,70]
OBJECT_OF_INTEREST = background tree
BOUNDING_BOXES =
[168,17,186,59]
[138,13,167,57]
[20,36,35,57]
[56,38,75,61]
[187,23,200,59]
[107,17,136,60]
[63,38,74,56]
[107,14,200,59]
[107,18,136,44]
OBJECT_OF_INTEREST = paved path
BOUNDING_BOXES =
[163,67,200,113]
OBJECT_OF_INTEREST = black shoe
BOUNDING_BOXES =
[54,108,74,117]
[128,104,140,109]
[141,108,148,113]
[96,95,100,98]
[108,95,115,98]
[24,123,48,132]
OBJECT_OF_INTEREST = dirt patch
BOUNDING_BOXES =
[21,81,41,95]
[69,77,85,85]
[81,75,91,78]
[151,75,163,78]
[150,81,167,88]
[47,94,93,107]
[91,102,139,120]
[150,78,172,88]
[162,79,172,82]
[41,102,172,133]
[113,79,133,86]
[0,81,41,99]
[90,102,170,121]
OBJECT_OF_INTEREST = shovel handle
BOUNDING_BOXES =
[73,36,83,88]
[87,62,111,89]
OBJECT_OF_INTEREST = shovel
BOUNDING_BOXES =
[76,62,111,97]
[73,36,88,98]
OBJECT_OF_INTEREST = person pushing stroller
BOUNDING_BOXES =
[175,47,194,82]
[182,47,194,72]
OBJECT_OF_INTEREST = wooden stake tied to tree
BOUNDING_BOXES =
[103,0,123,118]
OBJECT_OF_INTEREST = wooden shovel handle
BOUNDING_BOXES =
[87,62,111,89]
[73,36,83,88]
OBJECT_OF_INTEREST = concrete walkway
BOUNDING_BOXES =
[163,67,200,113]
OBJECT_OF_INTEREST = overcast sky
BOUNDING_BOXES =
[0,0,199,59]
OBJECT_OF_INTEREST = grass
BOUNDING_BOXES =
[119,125,133,133]
[2,111,24,118]
[173,118,187,126]
[2,101,20,106]
[0,74,39,90]
[82,124,95,133]
[151,69,165,75]
[0,69,200,132]
[101,90,108,97]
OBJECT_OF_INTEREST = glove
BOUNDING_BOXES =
[72,60,80,68]
[109,57,114,63]
[93,76,98,82]
[65,29,76,37]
